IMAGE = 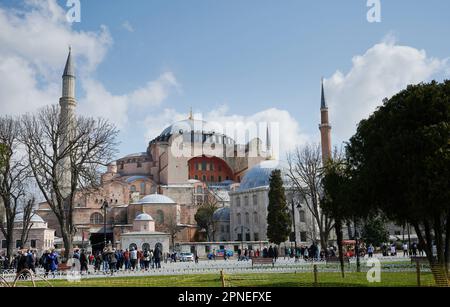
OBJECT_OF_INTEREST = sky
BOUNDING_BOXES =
[0,0,449,159]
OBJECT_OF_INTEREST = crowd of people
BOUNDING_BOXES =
[0,248,60,277]
[85,245,163,275]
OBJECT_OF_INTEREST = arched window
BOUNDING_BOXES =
[90,213,104,225]
[156,210,164,224]
[237,213,241,225]
[254,212,258,224]
[244,196,249,206]
[253,194,257,206]
[130,185,136,193]
[236,197,241,207]
[142,243,151,251]
[245,212,250,225]
[299,210,306,223]
[129,243,137,251]
[140,182,146,194]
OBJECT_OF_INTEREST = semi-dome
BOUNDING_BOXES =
[135,213,153,221]
[238,160,288,191]
[213,207,230,222]
[14,213,45,223]
[138,193,175,204]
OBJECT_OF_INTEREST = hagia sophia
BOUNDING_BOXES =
[2,49,329,256]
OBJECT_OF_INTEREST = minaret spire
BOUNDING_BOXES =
[266,123,274,160]
[321,77,327,109]
[319,78,332,164]
[188,107,193,120]
[59,47,77,198]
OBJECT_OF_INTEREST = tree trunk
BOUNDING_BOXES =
[60,226,73,263]
[444,213,450,275]
[5,229,14,267]
[335,220,345,278]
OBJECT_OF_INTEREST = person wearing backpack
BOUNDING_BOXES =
[143,249,151,271]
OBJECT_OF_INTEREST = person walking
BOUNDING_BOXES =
[143,249,151,271]
[402,242,409,257]
[154,246,162,269]
[368,244,374,258]
[80,249,89,274]
[130,247,138,271]
[109,249,118,276]
[390,243,397,256]
[26,249,36,274]
[45,249,58,278]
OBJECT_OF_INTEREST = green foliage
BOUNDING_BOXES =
[347,80,450,225]
[194,201,218,241]
[361,217,389,247]
[346,80,450,280]
[267,169,291,245]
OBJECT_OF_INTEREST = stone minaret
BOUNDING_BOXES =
[59,47,77,197]
[319,78,332,164]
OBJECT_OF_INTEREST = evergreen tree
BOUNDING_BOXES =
[267,169,291,245]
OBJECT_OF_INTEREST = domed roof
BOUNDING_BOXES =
[238,160,288,191]
[160,119,211,137]
[135,213,153,221]
[138,193,175,204]
[14,213,45,223]
[213,207,230,222]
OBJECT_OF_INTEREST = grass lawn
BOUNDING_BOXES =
[17,271,437,287]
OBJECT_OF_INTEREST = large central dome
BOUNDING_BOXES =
[160,119,213,137]
[151,118,235,144]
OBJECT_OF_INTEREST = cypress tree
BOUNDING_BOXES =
[267,169,291,245]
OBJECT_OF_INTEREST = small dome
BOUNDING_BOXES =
[238,160,288,191]
[213,207,230,222]
[14,213,45,223]
[135,213,153,221]
[138,193,175,204]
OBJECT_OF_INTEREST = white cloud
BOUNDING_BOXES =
[325,38,448,144]
[78,79,129,128]
[0,0,112,115]
[122,21,134,33]
[0,0,177,130]
[129,72,179,107]
[79,72,179,129]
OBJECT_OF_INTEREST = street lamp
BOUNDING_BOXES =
[290,198,302,261]
[101,201,109,250]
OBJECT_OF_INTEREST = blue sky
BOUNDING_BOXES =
[1,0,449,158]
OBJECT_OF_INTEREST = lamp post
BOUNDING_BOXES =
[290,198,302,261]
[101,201,109,250]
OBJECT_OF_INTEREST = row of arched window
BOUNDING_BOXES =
[235,195,258,207]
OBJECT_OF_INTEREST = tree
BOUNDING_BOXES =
[194,194,219,242]
[165,210,182,251]
[20,105,118,261]
[287,144,334,251]
[361,216,389,247]
[321,157,352,278]
[346,80,450,286]
[19,197,36,249]
[0,116,29,265]
[267,169,291,245]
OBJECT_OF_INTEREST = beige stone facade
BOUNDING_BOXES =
[0,214,55,256]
